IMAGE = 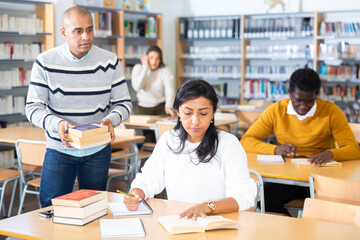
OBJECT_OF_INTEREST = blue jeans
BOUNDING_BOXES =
[40,145,111,207]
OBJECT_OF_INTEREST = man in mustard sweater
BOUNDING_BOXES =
[241,68,360,165]
[240,68,360,214]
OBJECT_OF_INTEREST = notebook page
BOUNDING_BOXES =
[108,194,152,216]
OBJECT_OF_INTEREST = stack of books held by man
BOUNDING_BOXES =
[68,124,110,149]
[51,189,108,226]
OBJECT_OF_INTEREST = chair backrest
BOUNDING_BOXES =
[15,139,47,184]
[349,123,360,142]
[248,100,273,108]
[249,169,265,213]
[235,109,263,129]
[302,198,360,227]
[309,174,360,203]
[154,121,176,142]
[214,112,238,134]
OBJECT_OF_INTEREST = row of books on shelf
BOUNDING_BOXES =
[319,21,360,37]
[212,83,227,97]
[319,42,360,59]
[96,44,116,53]
[0,42,44,61]
[182,45,241,59]
[0,14,43,34]
[243,80,288,101]
[245,44,314,59]
[320,85,359,102]
[0,68,31,89]
[318,64,359,81]
[342,106,360,123]
[179,18,241,40]
[124,17,157,38]
[182,65,241,78]
[0,96,25,115]
[219,98,241,105]
[90,12,112,37]
[76,0,150,11]
[125,44,148,58]
[245,65,303,81]
[243,17,313,39]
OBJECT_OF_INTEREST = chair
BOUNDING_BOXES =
[154,120,176,142]
[214,112,238,135]
[107,126,140,191]
[0,168,20,217]
[249,169,265,213]
[309,173,360,203]
[302,198,360,227]
[248,100,273,108]
[15,139,47,215]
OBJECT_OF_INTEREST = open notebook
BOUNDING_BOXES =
[108,194,153,216]
[291,158,342,167]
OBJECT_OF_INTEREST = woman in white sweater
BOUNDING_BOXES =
[131,45,176,118]
[124,80,256,219]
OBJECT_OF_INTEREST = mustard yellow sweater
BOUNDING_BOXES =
[240,98,360,160]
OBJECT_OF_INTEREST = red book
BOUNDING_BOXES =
[51,189,107,207]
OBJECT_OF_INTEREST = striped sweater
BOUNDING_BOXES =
[25,44,132,150]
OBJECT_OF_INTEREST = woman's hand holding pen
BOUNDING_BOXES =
[58,120,75,147]
[123,188,145,211]
[274,143,297,157]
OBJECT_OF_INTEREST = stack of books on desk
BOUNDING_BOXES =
[51,189,108,226]
[68,124,110,149]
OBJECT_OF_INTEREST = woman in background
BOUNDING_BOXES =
[124,79,256,219]
[131,45,176,118]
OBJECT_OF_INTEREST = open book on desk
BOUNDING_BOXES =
[108,194,153,216]
[291,158,342,167]
[158,215,239,235]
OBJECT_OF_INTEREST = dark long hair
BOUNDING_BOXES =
[171,79,219,163]
[146,45,165,68]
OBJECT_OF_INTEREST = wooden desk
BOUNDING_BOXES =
[124,119,238,131]
[0,192,359,240]
[247,152,360,187]
[0,127,145,146]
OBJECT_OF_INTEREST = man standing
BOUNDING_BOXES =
[25,6,132,207]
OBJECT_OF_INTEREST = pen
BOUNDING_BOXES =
[117,190,134,197]
[64,121,68,151]
[117,190,153,213]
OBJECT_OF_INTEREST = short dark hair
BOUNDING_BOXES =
[146,45,165,68]
[172,79,219,163]
[289,68,321,95]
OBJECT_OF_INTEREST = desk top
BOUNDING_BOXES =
[0,192,359,240]
[0,127,145,145]
[124,118,238,129]
[247,152,360,182]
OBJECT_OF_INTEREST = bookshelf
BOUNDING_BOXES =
[177,11,360,123]
[177,16,242,105]
[0,0,54,126]
[76,3,163,110]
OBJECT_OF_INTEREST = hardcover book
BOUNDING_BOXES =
[68,124,108,138]
[52,209,107,226]
[51,189,107,207]
[68,132,111,145]
[53,198,108,219]
[158,215,239,235]
[69,139,111,150]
